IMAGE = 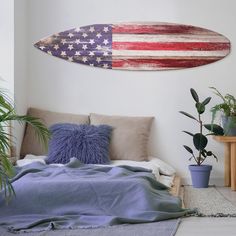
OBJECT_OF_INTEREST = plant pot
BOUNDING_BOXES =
[189,164,212,188]
[222,115,236,136]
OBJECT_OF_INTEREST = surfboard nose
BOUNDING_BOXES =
[34,25,113,68]
[34,35,58,52]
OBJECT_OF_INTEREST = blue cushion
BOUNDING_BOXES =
[46,123,112,164]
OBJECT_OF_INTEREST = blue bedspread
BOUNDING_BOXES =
[0,158,193,232]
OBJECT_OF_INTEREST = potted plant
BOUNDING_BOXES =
[0,87,50,201]
[179,88,224,188]
[210,87,236,136]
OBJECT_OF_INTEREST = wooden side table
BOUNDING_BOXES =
[213,136,236,190]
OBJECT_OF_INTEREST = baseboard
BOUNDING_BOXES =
[182,177,224,186]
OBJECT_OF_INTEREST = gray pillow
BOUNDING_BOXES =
[90,113,154,161]
[20,108,89,157]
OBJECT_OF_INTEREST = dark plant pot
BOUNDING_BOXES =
[222,115,236,136]
[189,165,212,188]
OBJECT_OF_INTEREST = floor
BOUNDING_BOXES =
[176,217,236,236]
[216,186,236,205]
[176,186,236,236]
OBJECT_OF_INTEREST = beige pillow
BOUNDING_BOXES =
[90,113,154,161]
[20,108,89,157]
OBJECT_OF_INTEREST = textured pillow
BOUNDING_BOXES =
[46,123,112,164]
[20,108,89,157]
[90,113,154,161]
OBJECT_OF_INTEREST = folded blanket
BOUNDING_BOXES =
[0,158,193,233]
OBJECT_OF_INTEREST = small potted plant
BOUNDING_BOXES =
[210,87,236,136]
[180,88,224,188]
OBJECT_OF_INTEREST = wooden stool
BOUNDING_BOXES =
[213,136,236,190]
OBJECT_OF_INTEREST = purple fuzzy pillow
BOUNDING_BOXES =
[46,123,112,164]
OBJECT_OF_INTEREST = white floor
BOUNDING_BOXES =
[176,187,236,236]
[176,217,236,236]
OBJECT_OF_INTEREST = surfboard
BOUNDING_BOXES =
[34,22,230,71]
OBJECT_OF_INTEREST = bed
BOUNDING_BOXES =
[0,108,189,233]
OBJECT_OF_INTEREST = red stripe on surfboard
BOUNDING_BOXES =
[112,58,219,68]
[112,24,216,35]
[112,42,230,51]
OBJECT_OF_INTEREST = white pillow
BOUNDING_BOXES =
[110,160,160,180]
[110,158,176,187]
[17,155,65,167]
[149,156,176,176]
[24,154,46,160]
[17,158,46,167]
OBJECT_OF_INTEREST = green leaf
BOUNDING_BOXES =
[190,88,199,102]
[212,153,218,161]
[201,149,207,157]
[3,115,51,150]
[193,133,208,151]
[195,102,205,114]
[210,103,231,117]
[183,145,193,154]
[182,131,194,136]
[179,111,198,121]
[209,87,226,103]
[1,155,14,177]
[202,97,211,106]
[204,124,224,136]
[0,152,16,202]
[207,151,212,156]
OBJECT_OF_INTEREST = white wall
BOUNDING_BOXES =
[0,0,14,94]
[14,0,29,155]
[0,0,14,155]
[26,0,236,184]
[0,0,28,155]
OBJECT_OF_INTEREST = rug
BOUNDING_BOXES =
[0,219,180,236]
[183,186,236,217]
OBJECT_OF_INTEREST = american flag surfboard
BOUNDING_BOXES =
[34,22,231,71]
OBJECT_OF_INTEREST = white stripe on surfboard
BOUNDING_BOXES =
[112,66,180,70]
[113,22,181,26]
[112,34,228,43]
[112,49,228,57]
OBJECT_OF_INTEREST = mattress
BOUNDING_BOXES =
[16,155,176,188]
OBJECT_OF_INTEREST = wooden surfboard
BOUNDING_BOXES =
[34,22,231,71]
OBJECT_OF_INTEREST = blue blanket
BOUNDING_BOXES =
[0,158,193,233]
